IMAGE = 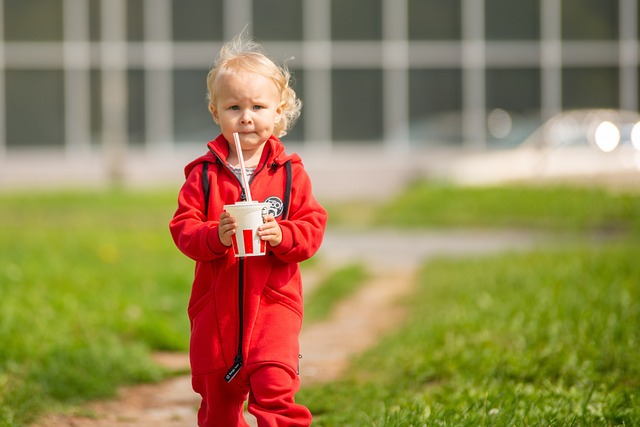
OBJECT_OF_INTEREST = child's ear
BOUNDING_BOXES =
[209,103,220,124]
[275,102,285,123]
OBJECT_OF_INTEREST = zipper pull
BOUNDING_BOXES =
[240,188,247,201]
[224,354,243,382]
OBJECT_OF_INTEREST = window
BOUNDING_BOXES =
[128,70,146,146]
[89,0,101,42]
[6,70,65,147]
[4,0,63,41]
[331,0,382,41]
[332,69,383,142]
[282,69,304,142]
[486,68,540,113]
[408,0,461,40]
[562,0,618,40]
[485,0,539,40]
[409,69,462,145]
[562,68,619,109]
[173,69,216,144]
[127,0,145,42]
[90,70,103,146]
[172,0,223,41]
[253,0,302,41]
[486,68,541,146]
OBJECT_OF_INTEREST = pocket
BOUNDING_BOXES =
[189,290,225,376]
[248,288,303,371]
[263,283,303,318]
[188,288,215,319]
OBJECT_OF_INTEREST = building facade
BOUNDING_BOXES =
[0,0,638,182]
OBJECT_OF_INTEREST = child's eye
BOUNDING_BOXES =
[230,105,240,110]
[253,105,264,110]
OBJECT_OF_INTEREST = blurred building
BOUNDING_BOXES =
[0,0,637,193]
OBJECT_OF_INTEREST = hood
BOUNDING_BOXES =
[183,134,301,178]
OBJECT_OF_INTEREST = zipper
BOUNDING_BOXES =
[208,147,273,382]
[225,256,245,382]
[209,149,248,382]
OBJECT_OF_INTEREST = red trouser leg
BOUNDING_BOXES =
[247,364,312,427]
[192,370,250,427]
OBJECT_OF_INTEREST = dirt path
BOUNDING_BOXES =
[33,267,416,427]
[33,229,542,427]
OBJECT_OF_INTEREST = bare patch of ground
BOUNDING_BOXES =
[299,269,415,384]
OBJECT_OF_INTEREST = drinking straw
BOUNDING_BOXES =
[233,132,253,202]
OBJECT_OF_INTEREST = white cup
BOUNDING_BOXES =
[223,201,269,257]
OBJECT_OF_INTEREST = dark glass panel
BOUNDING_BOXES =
[6,70,65,147]
[332,69,383,142]
[409,69,462,145]
[485,0,539,40]
[172,0,223,41]
[331,0,382,41]
[5,0,63,41]
[562,0,618,40]
[253,0,302,41]
[562,67,619,109]
[173,69,216,143]
[408,0,461,40]
[128,69,146,146]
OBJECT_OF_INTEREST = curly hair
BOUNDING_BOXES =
[206,34,302,137]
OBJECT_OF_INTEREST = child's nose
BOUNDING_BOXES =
[240,110,253,125]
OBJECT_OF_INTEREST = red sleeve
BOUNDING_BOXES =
[269,165,327,263]
[169,165,231,261]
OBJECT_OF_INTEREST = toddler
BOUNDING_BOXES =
[169,33,327,427]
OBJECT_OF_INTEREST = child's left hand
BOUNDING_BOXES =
[258,215,282,247]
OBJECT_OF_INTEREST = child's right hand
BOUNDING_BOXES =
[218,211,237,247]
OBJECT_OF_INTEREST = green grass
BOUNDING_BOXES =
[0,189,363,426]
[298,242,640,426]
[304,264,368,323]
[2,183,640,426]
[297,182,640,426]
[374,182,640,232]
[0,190,192,426]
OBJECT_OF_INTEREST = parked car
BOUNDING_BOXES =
[522,109,640,153]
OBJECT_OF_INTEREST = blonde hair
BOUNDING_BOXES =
[206,34,302,137]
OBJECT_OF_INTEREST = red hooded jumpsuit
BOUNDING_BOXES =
[170,135,327,426]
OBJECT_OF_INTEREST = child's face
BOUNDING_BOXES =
[209,71,284,154]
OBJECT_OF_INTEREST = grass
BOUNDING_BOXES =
[297,183,640,426]
[327,182,640,233]
[304,264,368,323]
[0,189,363,426]
[298,243,640,425]
[1,183,640,426]
[0,190,192,426]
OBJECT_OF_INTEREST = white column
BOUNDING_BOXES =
[462,0,486,150]
[223,0,252,40]
[541,0,562,120]
[63,0,91,158]
[382,0,409,155]
[0,0,6,159]
[303,0,332,152]
[144,0,173,153]
[619,0,638,112]
[101,0,128,183]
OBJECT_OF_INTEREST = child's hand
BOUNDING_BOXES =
[218,211,237,247]
[258,215,282,247]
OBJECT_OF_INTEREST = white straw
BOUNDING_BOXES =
[233,132,253,202]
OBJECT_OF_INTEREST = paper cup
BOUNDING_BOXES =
[223,202,269,257]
